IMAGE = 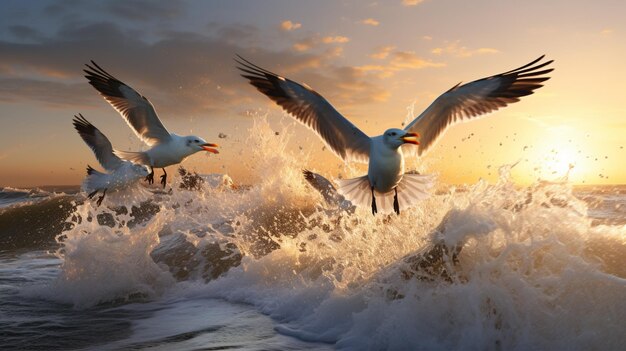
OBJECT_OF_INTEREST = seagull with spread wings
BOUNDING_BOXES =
[237,55,553,215]
[72,114,150,206]
[83,61,219,188]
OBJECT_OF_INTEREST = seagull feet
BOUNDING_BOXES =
[160,168,167,188]
[146,170,154,184]
[393,188,400,215]
[371,186,378,216]
[87,189,99,199]
[96,189,107,207]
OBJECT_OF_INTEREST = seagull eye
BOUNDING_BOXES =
[391,132,397,136]
[194,139,199,143]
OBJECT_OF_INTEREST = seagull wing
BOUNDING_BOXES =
[236,56,371,163]
[72,114,124,171]
[84,61,171,146]
[303,169,340,205]
[405,55,554,155]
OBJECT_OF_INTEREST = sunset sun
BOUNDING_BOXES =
[537,143,579,177]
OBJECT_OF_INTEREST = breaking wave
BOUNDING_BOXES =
[12,117,626,350]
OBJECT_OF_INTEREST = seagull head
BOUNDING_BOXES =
[383,128,420,148]
[185,136,219,154]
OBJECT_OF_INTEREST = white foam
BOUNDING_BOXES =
[39,116,626,349]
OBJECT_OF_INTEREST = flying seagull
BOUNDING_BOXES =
[237,55,553,215]
[72,114,150,206]
[83,61,219,188]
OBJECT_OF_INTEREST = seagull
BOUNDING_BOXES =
[237,55,553,215]
[83,61,219,188]
[72,114,150,206]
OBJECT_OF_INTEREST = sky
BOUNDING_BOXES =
[0,0,624,187]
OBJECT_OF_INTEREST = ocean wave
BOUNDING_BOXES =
[12,117,626,350]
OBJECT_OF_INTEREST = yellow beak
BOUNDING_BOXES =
[201,143,219,154]
[401,132,420,145]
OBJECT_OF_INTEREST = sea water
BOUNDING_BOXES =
[1,118,625,350]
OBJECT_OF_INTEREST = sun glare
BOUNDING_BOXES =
[541,146,577,175]
[529,129,589,182]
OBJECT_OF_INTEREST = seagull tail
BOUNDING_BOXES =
[395,173,436,210]
[113,149,151,165]
[336,175,372,210]
[336,173,435,214]
[81,166,108,194]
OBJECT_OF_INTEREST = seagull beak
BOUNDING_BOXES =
[401,132,420,145]
[201,143,219,154]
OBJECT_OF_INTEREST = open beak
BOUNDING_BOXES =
[401,132,420,145]
[201,143,219,154]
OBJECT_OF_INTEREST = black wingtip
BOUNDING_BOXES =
[86,165,95,175]
[302,169,315,180]
[234,53,246,63]
[72,112,89,125]
[84,60,119,82]
[234,55,281,78]
[87,60,105,74]
[72,113,96,137]
[83,61,127,99]
[501,55,554,76]
[233,54,248,71]
[234,54,253,66]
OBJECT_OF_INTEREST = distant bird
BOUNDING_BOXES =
[237,55,553,215]
[83,61,219,188]
[72,114,149,206]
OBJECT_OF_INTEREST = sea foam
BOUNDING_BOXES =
[37,116,626,350]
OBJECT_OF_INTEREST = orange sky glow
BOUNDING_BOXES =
[0,0,624,187]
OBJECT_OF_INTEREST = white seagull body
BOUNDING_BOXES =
[72,114,150,206]
[83,61,219,188]
[237,55,553,215]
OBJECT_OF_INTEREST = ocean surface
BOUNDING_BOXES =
[1,124,625,350]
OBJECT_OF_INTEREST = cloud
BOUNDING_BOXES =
[105,0,184,21]
[0,78,91,107]
[324,46,345,58]
[293,37,316,52]
[0,22,386,117]
[42,0,184,22]
[8,25,46,42]
[280,20,302,31]
[391,51,445,69]
[600,28,613,36]
[369,46,395,59]
[321,36,350,44]
[431,41,499,58]
[357,50,444,78]
[293,35,350,52]
[402,0,424,6]
[360,18,380,26]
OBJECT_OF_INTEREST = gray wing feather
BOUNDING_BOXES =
[84,61,171,146]
[236,56,371,163]
[405,55,554,155]
[72,114,124,171]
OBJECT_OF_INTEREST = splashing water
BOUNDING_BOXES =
[22,116,626,350]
